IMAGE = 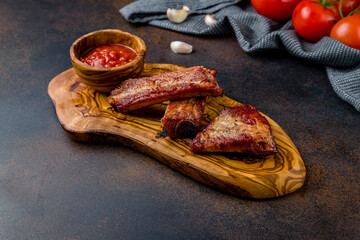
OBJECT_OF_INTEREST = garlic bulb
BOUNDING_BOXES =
[204,14,217,26]
[167,6,190,23]
[170,41,193,54]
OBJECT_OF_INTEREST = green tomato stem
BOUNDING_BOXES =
[338,0,344,18]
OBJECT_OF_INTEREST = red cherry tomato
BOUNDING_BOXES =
[330,14,360,50]
[251,0,302,21]
[292,0,341,42]
[335,0,360,17]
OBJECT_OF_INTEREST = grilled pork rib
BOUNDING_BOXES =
[190,104,278,155]
[161,97,206,139]
[108,66,223,113]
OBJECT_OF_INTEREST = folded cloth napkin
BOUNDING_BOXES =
[120,0,360,111]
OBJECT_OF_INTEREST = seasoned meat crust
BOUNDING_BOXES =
[161,97,206,139]
[190,104,278,155]
[108,66,223,113]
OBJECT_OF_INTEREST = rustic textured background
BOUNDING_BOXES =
[0,0,359,239]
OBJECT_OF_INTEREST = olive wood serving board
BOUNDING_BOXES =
[48,63,306,199]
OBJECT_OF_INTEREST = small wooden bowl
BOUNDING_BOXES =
[70,29,146,93]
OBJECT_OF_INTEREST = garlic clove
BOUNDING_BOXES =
[167,6,190,23]
[170,41,193,54]
[204,14,217,26]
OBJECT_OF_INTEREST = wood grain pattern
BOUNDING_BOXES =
[48,63,306,199]
[70,29,146,93]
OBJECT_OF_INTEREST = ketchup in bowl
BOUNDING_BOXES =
[80,44,137,68]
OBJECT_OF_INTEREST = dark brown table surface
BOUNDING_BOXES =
[1,0,359,239]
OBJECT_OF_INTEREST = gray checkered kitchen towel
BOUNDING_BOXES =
[120,0,360,112]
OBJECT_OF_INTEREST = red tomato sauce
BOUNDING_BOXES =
[80,44,137,68]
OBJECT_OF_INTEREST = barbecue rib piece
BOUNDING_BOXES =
[160,97,206,139]
[108,66,223,113]
[190,104,278,155]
